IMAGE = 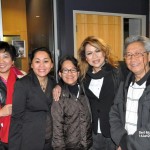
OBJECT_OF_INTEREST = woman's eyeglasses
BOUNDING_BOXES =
[61,68,78,74]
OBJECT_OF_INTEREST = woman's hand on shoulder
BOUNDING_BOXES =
[17,70,27,78]
[117,146,122,150]
[52,85,61,101]
[0,104,12,117]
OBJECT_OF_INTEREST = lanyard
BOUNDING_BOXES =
[76,84,80,101]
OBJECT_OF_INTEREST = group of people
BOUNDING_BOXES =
[0,34,149,150]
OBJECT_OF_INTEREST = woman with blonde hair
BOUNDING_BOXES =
[78,36,119,79]
[78,36,123,150]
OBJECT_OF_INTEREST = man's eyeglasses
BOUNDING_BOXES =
[124,51,147,60]
[61,68,78,74]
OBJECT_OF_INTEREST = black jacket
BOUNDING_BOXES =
[110,72,150,150]
[83,63,122,137]
[51,83,92,150]
[8,71,56,150]
[0,79,6,107]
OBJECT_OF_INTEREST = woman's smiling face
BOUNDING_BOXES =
[59,60,79,86]
[31,51,53,78]
[85,44,105,73]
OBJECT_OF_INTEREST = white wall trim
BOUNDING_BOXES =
[53,0,59,82]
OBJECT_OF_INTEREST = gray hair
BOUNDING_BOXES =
[124,35,150,53]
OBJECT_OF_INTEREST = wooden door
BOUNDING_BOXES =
[2,0,29,72]
[76,13,122,60]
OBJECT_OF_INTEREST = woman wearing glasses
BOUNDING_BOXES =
[51,55,92,150]
[110,35,150,150]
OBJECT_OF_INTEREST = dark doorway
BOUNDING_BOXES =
[26,0,54,54]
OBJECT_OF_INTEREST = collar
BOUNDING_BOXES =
[29,70,53,86]
[131,70,150,86]
[61,83,81,100]
[126,70,150,88]
[87,63,114,79]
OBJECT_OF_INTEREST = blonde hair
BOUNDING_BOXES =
[78,36,119,80]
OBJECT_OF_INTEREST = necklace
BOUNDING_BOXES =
[40,77,48,92]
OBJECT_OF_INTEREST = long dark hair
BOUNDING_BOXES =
[30,47,53,63]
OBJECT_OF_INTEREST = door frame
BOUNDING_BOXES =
[73,10,146,59]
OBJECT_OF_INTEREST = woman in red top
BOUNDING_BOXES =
[0,41,25,150]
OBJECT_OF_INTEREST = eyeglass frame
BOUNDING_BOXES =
[60,68,79,74]
[124,51,148,60]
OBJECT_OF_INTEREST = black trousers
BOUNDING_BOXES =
[0,142,8,150]
[0,141,53,150]
[91,133,116,150]
[43,140,53,150]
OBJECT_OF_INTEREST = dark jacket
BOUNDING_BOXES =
[8,71,56,150]
[83,63,122,137]
[51,83,92,150]
[0,79,6,107]
[110,72,150,150]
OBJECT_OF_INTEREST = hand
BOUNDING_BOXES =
[117,146,122,150]
[52,85,61,101]
[0,104,12,117]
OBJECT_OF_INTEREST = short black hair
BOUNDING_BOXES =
[58,55,79,73]
[0,41,17,61]
[30,47,53,63]
[58,55,79,84]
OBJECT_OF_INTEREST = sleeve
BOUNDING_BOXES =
[8,80,27,150]
[51,100,66,150]
[119,124,150,150]
[109,82,127,146]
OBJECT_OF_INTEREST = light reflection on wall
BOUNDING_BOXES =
[3,35,22,70]
[3,35,20,44]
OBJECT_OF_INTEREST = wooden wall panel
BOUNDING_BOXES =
[86,24,99,37]
[86,14,98,24]
[1,0,29,72]
[76,13,85,24]
[76,24,85,50]
[76,14,122,60]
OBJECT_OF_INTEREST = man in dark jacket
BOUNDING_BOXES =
[110,35,150,150]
